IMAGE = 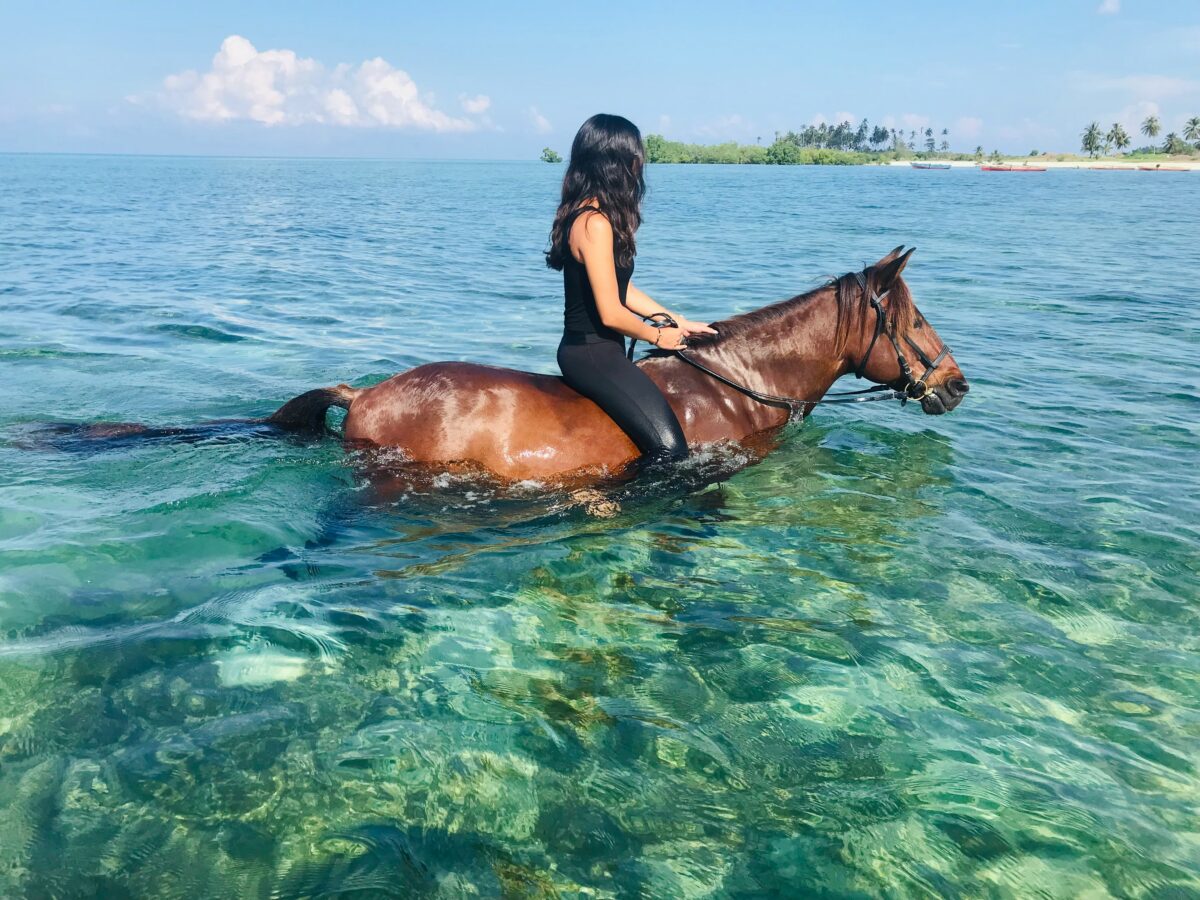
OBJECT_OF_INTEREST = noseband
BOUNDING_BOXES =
[632,270,951,416]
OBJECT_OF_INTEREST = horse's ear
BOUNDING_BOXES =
[876,247,916,289]
[875,245,906,268]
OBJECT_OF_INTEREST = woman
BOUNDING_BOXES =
[546,114,717,467]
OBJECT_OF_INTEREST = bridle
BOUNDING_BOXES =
[848,270,951,402]
[630,270,951,417]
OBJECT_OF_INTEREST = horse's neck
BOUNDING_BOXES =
[694,288,848,406]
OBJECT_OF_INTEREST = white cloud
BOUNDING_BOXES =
[1098,100,1161,138]
[695,113,748,138]
[1175,26,1200,51]
[154,35,483,131]
[459,93,490,114]
[528,106,552,134]
[657,114,672,133]
[995,118,1056,144]
[1113,75,1198,97]
[806,112,857,129]
[952,116,984,140]
[881,113,932,133]
[1097,0,1120,14]
[1071,72,1200,98]
[808,112,853,127]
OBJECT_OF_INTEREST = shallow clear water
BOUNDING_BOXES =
[1,155,1198,898]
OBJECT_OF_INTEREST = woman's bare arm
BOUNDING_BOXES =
[624,282,672,319]
[574,212,685,348]
[625,283,717,338]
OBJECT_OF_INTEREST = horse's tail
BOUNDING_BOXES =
[267,383,360,431]
[12,383,362,452]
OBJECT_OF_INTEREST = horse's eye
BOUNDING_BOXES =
[914,319,924,329]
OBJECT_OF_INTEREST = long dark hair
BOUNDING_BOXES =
[545,114,646,270]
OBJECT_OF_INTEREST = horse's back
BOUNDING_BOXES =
[362,361,577,404]
[342,361,638,476]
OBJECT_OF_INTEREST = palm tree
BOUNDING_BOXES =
[1162,132,1188,155]
[1106,123,1130,154]
[1081,122,1103,158]
[974,145,983,161]
[1184,117,1200,147]
[1141,116,1161,140]
[856,118,870,151]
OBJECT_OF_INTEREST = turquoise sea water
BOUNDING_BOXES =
[1,155,1198,898]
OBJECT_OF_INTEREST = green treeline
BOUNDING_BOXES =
[645,120,965,165]
[637,111,1200,166]
[1080,115,1200,158]
[644,136,874,165]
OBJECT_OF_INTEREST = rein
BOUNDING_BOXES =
[629,271,951,417]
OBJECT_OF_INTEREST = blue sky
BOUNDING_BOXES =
[2,0,1198,157]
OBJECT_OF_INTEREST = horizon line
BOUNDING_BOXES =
[0,150,548,163]
[0,149,1100,163]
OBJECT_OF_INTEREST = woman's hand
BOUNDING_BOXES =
[654,326,688,350]
[676,318,718,338]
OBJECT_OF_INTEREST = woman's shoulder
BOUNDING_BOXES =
[568,206,612,246]
[566,204,607,226]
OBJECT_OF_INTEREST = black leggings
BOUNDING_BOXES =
[558,333,689,463]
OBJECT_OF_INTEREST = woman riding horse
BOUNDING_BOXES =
[57,133,970,480]
[55,247,970,479]
[547,114,718,468]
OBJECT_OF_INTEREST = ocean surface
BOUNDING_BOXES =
[1,155,1198,898]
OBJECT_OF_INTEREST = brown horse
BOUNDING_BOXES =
[268,247,968,482]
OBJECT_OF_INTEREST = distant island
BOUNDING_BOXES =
[537,115,1199,167]
[647,122,935,165]
[631,115,1200,166]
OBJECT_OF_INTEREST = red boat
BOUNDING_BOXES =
[980,165,1047,172]
[1138,165,1191,172]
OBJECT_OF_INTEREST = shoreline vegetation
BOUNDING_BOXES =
[645,125,959,165]
[641,129,1200,167]
[541,116,1200,167]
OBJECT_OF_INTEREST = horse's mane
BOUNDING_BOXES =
[682,266,916,356]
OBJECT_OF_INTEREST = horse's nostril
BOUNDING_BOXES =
[948,378,970,396]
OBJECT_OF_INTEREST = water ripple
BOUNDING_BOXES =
[0,156,1197,896]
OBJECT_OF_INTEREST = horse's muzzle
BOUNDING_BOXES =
[920,377,969,415]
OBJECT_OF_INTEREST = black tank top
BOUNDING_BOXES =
[561,205,634,340]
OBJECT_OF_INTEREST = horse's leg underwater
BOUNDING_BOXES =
[12,384,362,452]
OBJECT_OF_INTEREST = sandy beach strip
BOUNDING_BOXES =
[888,159,1200,170]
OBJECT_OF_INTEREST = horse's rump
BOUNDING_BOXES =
[343,362,641,477]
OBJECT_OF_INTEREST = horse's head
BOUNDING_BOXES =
[842,246,969,415]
